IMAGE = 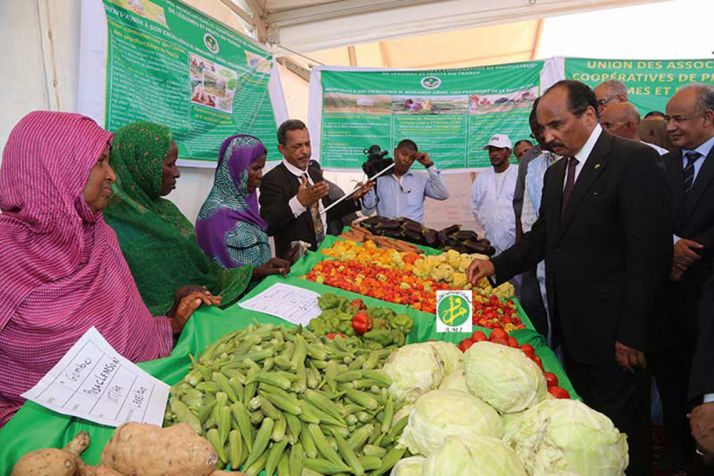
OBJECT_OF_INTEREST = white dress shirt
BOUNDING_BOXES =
[641,140,668,156]
[564,124,602,190]
[283,159,328,233]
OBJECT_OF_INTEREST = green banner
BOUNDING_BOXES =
[103,0,278,162]
[319,61,544,169]
[565,58,714,115]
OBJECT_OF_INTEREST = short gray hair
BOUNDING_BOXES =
[600,80,628,99]
[684,84,714,114]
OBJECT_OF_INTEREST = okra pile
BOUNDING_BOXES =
[164,323,408,475]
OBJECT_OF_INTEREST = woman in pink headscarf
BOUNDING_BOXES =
[0,111,217,427]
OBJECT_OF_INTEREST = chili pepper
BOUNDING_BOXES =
[352,311,373,335]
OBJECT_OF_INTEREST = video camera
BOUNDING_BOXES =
[362,144,394,179]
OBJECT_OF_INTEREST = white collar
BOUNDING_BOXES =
[282,159,309,177]
[573,123,602,163]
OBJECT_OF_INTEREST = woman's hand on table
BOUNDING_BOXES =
[169,288,221,335]
[253,258,291,279]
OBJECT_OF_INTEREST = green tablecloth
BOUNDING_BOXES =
[0,274,574,473]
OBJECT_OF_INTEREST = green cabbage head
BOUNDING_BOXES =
[505,399,628,476]
[464,341,546,413]
[383,343,445,402]
[438,370,469,393]
[425,341,463,374]
[399,389,503,456]
[422,434,527,476]
[389,456,426,476]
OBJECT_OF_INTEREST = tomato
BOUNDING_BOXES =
[490,337,509,347]
[458,339,474,352]
[351,299,367,310]
[489,328,508,341]
[548,386,570,399]
[471,331,487,342]
[544,372,559,388]
[532,355,544,370]
[507,336,519,348]
[520,344,536,359]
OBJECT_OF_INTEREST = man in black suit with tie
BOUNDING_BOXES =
[468,80,673,475]
[260,120,373,259]
[653,84,714,471]
[690,266,714,467]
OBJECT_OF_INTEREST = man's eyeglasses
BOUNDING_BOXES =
[597,96,618,107]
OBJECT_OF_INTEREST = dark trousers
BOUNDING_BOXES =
[565,353,652,476]
[518,267,549,339]
[650,331,696,460]
[649,278,705,463]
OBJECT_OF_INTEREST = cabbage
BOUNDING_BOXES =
[399,389,503,456]
[392,403,415,426]
[390,456,426,475]
[438,370,469,393]
[464,341,546,413]
[423,435,527,476]
[383,343,445,402]
[424,341,463,374]
[505,399,628,476]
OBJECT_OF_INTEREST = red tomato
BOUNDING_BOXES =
[507,336,519,348]
[458,339,474,352]
[490,337,509,347]
[520,344,536,359]
[548,386,570,399]
[544,372,559,388]
[489,328,508,341]
[351,299,367,310]
[532,355,544,370]
[471,331,487,342]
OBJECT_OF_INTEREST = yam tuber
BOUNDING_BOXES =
[101,422,218,476]
[11,432,93,476]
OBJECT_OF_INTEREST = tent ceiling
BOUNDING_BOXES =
[254,0,665,52]
[204,0,666,74]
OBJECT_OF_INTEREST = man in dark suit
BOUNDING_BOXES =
[690,266,714,467]
[468,80,673,475]
[653,84,714,471]
[260,120,372,259]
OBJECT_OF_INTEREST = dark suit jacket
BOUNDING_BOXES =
[689,265,714,402]
[259,163,360,258]
[492,131,673,364]
[662,145,714,326]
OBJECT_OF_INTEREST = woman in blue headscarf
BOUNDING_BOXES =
[196,135,289,272]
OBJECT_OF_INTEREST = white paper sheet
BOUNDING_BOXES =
[21,327,169,427]
[238,283,323,326]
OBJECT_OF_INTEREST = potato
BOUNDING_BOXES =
[101,423,217,476]
[12,432,93,476]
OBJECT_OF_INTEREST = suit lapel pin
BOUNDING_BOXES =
[594,163,601,169]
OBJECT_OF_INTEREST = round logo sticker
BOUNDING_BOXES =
[437,293,470,327]
[203,33,219,53]
[420,76,441,90]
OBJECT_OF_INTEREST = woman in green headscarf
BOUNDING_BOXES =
[104,121,290,315]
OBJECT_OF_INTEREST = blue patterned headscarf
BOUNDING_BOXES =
[195,135,268,267]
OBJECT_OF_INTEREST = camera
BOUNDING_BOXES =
[362,144,394,179]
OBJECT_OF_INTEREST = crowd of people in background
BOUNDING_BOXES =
[1,76,713,475]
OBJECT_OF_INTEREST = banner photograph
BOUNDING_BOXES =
[81,0,286,163]
[313,61,545,170]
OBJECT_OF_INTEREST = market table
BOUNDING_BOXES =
[0,271,574,473]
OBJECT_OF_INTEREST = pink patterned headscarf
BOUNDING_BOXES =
[0,111,173,427]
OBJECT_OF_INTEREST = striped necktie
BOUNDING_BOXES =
[683,151,703,195]
[303,173,325,244]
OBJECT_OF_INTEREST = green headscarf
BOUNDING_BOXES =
[104,121,253,315]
